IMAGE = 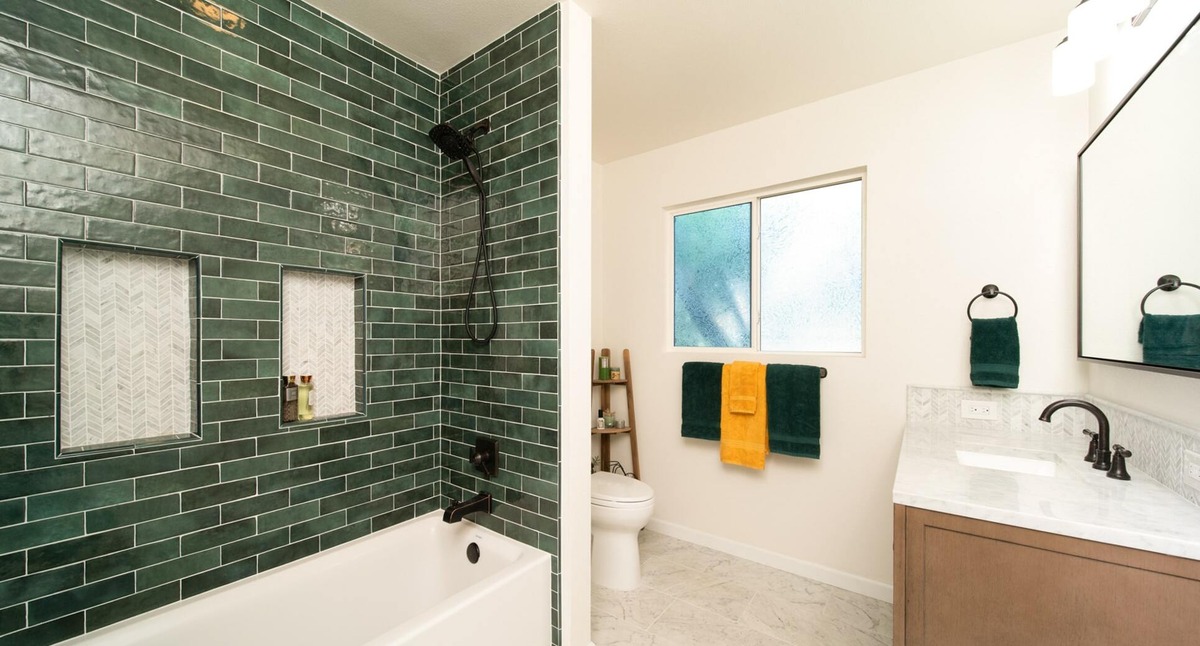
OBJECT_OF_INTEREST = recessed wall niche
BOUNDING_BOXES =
[280,269,364,423]
[58,244,199,453]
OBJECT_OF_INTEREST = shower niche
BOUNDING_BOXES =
[279,268,365,424]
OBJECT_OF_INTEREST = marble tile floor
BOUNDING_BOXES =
[592,530,892,645]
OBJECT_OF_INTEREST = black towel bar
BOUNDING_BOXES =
[967,284,1018,321]
[819,367,827,378]
[1140,274,1200,315]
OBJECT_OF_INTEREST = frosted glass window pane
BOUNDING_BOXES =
[674,203,751,348]
[60,246,198,452]
[761,180,862,352]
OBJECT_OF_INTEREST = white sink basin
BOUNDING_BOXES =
[955,447,1062,477]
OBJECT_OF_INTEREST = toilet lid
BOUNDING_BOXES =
[591,471,654,504]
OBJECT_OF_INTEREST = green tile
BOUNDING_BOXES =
[179,478,254,512]
[136,16,217,66]
[0,612,84,644]
[219,217,287,244]
[258,48,319,88]
[221,52,288,93]
[180,438,254,468]
[28,26,135,81]
[27,131,135,175]
[28,79,134,126]
[137,156,220,192]
[39,0,133,32]
[87,218,181,250]
[84,538,178,583]
[135,465,219,498]
[135,547,218,590]
[85,495,179,533]
[132,203,217,234]
[85,451,178,485]
[180,556,254,598]
[221,177,289,208]
[180,517,254,554]
[27,481,134,521]
[0,123,23,153]
[135,507,217,544]
[88,121,181,162]
[0,0,85,41]
[87,22,180,73]
[86,169,181,206]
[86,581,179,631]
[180,58,256,102]
[181,101,257,140]
[0,148,84,189]
[0,67,26,100]
[181,190,258,221]
[86,70,181,118]
[223,135,291,168]
[29,573,133,624]
[180,14,255,61]
[180,145,256,180]
[0,512,83,554]
[0,39,86,89]
[26,527,133,573]
[138,111,221,150]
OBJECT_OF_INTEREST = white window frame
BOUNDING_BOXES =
[665,168,867,356]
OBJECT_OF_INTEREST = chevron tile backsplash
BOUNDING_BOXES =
[60,245,196,451]
[281,269,357,419]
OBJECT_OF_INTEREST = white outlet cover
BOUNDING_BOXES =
[1184,449,1200,492]
[961,399,999,421]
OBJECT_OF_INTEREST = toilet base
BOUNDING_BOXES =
[591,527,641,590]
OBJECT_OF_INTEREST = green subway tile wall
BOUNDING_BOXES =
[437,6,561,643]
[0,0,561,643]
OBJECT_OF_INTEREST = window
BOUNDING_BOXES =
[672,175,863,353]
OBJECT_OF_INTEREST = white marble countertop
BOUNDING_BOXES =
[893,424,1200,561]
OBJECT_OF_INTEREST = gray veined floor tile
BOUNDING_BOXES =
[595,530,894,646]
[670,574,756,622]
[648,599,791,646]
[592,584,673,629]
[591,611,662,645]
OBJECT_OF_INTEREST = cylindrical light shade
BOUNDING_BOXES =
[1112,0,1152,20]
[1052,37,1096,96]
[1068,0,1120,61]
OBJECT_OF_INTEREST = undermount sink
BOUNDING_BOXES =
[955,446,1063,477]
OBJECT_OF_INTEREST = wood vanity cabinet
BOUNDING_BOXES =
[893,505,1200,645]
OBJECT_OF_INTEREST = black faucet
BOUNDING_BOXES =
[1039,399,1112,471]
[443,491,493,523]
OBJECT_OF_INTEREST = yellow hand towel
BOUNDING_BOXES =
[720,361,768,469]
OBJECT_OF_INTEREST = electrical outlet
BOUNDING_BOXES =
[1184,450,1200,492]
[961,399,999,421]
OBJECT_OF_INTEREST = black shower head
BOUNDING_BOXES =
[429,123,474,161]
[428,119,490,161]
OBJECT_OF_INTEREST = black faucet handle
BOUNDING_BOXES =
[1107,444,1132,481]
[1082,429,1099,463]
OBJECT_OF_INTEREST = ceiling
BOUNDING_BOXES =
[305,1,1076,163]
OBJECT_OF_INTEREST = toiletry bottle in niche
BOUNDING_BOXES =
[596,409,605,429]
[298,375,313,421]
[282,376,299,423]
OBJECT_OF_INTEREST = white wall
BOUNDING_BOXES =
[1086,0,1200,427]
[593,32,1088,589]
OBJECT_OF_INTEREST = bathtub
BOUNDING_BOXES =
[65,511,551,645]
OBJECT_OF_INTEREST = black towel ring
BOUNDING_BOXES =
[967,284,1018,321]
[1140,274,1200,315]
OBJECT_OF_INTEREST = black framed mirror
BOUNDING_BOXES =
[1079,11,1200,375]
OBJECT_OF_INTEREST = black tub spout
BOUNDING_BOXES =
[443,491,493,523]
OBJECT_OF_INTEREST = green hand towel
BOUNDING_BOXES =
[681,362,723,441]
[970,316,1020,388]
[766,364,821,459]
[1139,314,1200,370]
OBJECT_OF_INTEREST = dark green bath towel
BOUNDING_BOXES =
[766,364,821,459]
[1140,314,1200,370]
[970,317,1020,389]
[681,362,723,440]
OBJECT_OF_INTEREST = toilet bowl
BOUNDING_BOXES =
[591,471,655,590]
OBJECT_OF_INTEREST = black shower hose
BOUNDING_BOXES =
[465,149,498,345]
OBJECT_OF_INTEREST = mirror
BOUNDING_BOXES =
[1079,12,1200,374]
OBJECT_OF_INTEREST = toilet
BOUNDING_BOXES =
[591,471,655,590]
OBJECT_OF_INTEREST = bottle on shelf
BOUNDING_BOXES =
[298,375,314,421]
[281,375,299,423]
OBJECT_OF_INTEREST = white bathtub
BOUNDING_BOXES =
[65,511,552,645]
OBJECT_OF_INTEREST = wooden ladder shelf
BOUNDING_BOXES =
[591,348,640,479]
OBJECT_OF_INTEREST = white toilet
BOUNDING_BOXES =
[591,471,655,590]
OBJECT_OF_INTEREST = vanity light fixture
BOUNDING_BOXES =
[1053,0,1156,95]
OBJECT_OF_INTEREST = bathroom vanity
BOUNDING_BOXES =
[892,425,1200,645]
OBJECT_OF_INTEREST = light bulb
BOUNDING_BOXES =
[1052,37,1096,96]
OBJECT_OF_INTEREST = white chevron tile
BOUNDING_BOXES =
[282,270,358,419]
[61,246,196,450]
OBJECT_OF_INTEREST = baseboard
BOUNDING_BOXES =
[644,518,893,603]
